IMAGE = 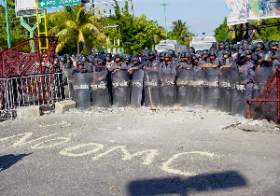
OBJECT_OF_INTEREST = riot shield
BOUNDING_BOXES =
[91,68,111,107]
[193,68,206,106]
[176,68,194,106]
[219,67,232,113]
[144,70,161,107]
[62,68,74,99]
[130,70,144,107]
[111,69,131,107]
[72,72,92,110]
[205,68,220,109]
[230,69,246,116]
[159,70,176,107]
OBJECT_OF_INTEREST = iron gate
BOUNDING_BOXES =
[0,73,71,120]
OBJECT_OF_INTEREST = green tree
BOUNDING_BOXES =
[0,0,26,49]
[130,15,165,53]
[215,17,280,42]
[254,18,280,41]
[214,17,233,42]
[49,6,107,54]
[169,20,193,45]
[107,0,165,54]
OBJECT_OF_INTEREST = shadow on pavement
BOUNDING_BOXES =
[127,170,248,196]
[0,153,32,172]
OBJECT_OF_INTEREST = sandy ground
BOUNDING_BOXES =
[0,106,280,196]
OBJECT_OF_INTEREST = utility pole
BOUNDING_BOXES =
[161,3,168,40]
[3,0,12,48]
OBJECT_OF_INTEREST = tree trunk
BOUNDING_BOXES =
[77,41,80,55]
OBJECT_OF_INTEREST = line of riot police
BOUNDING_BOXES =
[55,40,280,120]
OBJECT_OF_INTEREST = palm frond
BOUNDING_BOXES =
[78,31,85,43]
[57,29,69,38]
[65,20,78,30]
[56,42,66,53]
[76,7,86,25]
[81,23,99,33]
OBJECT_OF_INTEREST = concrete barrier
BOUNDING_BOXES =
[55,100,76,114]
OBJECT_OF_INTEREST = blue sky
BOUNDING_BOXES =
[133,0,229,36]
[0,0,229,35]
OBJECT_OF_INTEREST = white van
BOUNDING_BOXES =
[190,36,216,51]
[155,40,187,54]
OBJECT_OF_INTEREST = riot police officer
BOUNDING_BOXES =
[202,50,220,108]
[129,56,144,107]
[232,51,256,117]
[159,50,177,106]
[143,52,161,107]
[91,56,111,107]
[176,51,195,106]
[219,50,234,112]
[110,55,130,107]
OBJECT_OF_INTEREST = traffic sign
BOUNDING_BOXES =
[39,0,81,8]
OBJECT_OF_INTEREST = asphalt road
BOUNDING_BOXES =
[0,107,280,196]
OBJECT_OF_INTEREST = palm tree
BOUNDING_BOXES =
[49,6,107,54]
[170,20,193,45]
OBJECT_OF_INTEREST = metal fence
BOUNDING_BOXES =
[0,72,71,120]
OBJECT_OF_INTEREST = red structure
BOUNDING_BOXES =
[0,37,58,77]
[0,37,59,113]
[248,67,280,123]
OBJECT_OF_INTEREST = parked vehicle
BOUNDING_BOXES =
[155,40,187,54]
[190,36,216,51]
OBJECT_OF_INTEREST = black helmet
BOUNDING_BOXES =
[270,41,278,47]
[264,51,273,62]
[245,49,252,56]
[185,51,193,58]
[209,50,216,57]
[148,51,155,57]
[270,41,279,51]
[180,51,192,59]
[179,52,186,59]
[195,50,202,58]
[123,54,130,61]
[159,52,165,58]
[114,54,123,62]
[131,56,139,63]
[145,52,154,60]
[95,57,104,66]
[164,52,170,58]
[256,42,265,50]
[167,50,176,57]
[77,59,84,66]
[219,43,225,49]
[105,53,112,62]
[223,50,231,57]
[224,45,230,51]
[237,52,247,65]
[257,51,265,60]
[211,43,218,49]
[202,49,209,57]
[88,55,95,63]
[79,55,87,63]
[189,47,195,54]
[106,53,112,58]
[59,56,66,63]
